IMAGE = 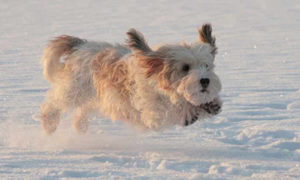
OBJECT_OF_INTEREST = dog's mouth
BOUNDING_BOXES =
[201,89,209,93]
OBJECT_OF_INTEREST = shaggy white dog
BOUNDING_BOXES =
[40,23,222,134]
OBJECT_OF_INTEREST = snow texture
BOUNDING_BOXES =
[1,0,300,179]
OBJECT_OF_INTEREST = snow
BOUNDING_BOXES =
[1,0,300,179]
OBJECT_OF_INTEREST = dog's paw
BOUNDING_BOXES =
[41,116,60,135]
[202,99,222,115]
[184,114,199,126]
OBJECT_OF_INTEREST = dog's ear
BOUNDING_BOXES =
[126,28,152,54]
[127,28,164,78]
[198,23,217,55]
[181,39,190,48]
[138,55,164,78]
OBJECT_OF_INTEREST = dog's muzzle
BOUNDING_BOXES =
[200,78,210,93]
[200,78,210,88]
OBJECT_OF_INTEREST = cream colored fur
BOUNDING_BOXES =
[40,24,222,135]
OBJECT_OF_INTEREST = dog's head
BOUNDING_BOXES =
[126,24,221,106]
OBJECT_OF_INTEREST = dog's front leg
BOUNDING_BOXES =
[185,97,222,126]
[140,109,165,130]
[202,96,222,116]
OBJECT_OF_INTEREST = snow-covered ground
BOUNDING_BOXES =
[1,0,300,179]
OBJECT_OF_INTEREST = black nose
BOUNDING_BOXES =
[200,78,210,88]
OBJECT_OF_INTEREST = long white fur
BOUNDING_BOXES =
[40,24,222,134]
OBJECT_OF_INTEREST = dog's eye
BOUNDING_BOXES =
[182,64,190,72]
[201,63,209,70]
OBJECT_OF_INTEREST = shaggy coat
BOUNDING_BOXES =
[40,24,222,134]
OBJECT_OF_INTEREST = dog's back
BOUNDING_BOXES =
[41,36,118,83]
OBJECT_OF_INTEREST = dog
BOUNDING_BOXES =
[40,23,222,135]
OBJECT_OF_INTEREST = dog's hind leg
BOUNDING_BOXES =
[40,102,61,135]
[72,102,94,134]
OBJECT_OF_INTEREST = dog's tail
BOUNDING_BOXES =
[41,35,85,83]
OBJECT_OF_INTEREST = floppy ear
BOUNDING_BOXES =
[126,28,152,54]
[138,55,164,78]
[126,28,164,78]
[198,23,217,55]
[181,39,190,48]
